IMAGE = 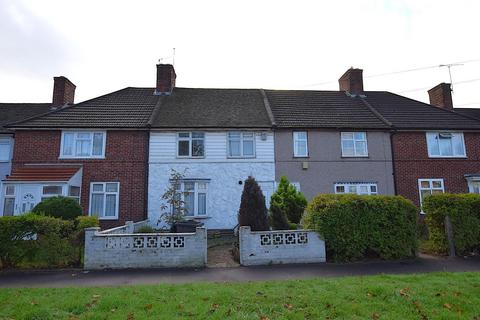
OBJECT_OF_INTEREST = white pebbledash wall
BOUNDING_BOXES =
[84,221,207,270]
[239,227,326,266]
[148,131,275,229]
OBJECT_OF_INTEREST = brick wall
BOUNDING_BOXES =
[392,132,480,206]
[12,130,148,228]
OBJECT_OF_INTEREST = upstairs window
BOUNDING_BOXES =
[177,132,205,157]
[293,132,308,157]
[341,132,368,157]
[335,183,377,195]
[0,139,11,162]
[61,131,106,158]
[426,132,465,157]
[228,132,255,157]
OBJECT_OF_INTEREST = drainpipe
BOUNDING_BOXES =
[143,130,150,222]
[389,130,398,195]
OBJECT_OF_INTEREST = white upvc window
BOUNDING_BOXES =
[293,131,308,157]
[227,132,255,158]
[0,139,11,162]
[418,179,444,207]
[60,131,106,158]
[41,185,63,202]
[174,181,208,216]
[177,132,205,158]
[341,132,368,157]
[2,185,15,216]
[68,186,81,203]
[426,132,466,158]
[335,183,378,195]
[89,182,119,220]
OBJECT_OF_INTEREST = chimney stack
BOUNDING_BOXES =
[339,68,364,95]
[52,76,76,107]
[428,83,453,110]
[155,64,176,95]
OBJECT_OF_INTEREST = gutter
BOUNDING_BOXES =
[389,130,398,195]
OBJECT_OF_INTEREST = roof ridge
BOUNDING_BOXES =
[359,97,393,128]
[259,89,276,127]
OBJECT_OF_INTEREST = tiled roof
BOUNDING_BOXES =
[0,103,52,133]
[149,88,271,128]
[454,108,480,121]
[8,88,160,129]
[4,166,81,182]
[264,90,390,129]
[364,92,480,130]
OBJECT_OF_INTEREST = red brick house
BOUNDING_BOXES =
[4,76,160,228]
[339,71,480,208]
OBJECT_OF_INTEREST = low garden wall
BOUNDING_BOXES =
[239,226,326,266]
[84,221,207,270]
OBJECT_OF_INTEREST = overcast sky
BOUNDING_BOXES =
[1,0,479,108]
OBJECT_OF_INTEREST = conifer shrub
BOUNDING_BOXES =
[238,176,270,231]
[270,176,307,225]
[303,194,418,262]
[32,196,83,220]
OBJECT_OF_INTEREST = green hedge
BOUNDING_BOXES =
[423,193,480,255]
[0,214,99,269]
[303,194,418,262]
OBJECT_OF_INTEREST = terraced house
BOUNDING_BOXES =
[3,64,480,229]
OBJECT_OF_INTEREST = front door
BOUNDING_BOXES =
[17,185,40,214]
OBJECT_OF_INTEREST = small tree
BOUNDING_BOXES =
[238,176,270,231]
[269,202,290,230]
[270,176,307,224]
[158,169,187,226]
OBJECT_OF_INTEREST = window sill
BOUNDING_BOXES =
[293,156,309,159]
[341,155,369,158]
[227,156,256,159]
[176,156,206,159]
[185,216,211,220]
[59,156,106,160]
[428,156,467,159]
[97,216,119,220]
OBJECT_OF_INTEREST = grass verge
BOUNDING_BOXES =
[0,272,479,319]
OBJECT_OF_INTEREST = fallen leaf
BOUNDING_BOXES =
[284,303,293,310]
[443,303,452,310]
[400,288,410,297]
[144,304,153,310]
[92,294,101,299]
[127,313,134,320]
[372,313,380,320]
[259,316,269,320]
[453,292,461,297]
[212,303,220,309]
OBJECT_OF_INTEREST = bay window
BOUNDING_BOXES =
[228,132,255,157]
[60,131,106,158]
[89,182,119,219]
[426,132,465,157]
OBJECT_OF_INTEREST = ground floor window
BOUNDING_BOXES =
[174,181,208,216]
[89,182,119,219]
[41,185,63,202]
[68,186,81,203]
[418,179,444,207]
[467,178,480,194]
[334,183,378,195]
[3,185,15,216]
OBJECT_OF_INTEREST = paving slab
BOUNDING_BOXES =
[0,255,479,288]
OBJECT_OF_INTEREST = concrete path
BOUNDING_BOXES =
[0,255,478,288]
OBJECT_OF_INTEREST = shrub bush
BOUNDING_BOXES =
[135,225,156,233]
[269,203,290,230]
[270,176,307,225]
[0,214,75,268]
[423,193,480,255]
[238,176,270,231]
[32,196,83,220]
[303,194,418,262]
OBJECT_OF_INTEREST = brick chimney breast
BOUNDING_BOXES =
[339,68,364,96]
[428,83,453,110]
[52,76,76,107]
[155,64,176,95]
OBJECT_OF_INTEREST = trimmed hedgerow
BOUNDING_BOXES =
[423,193,480,256]
[32,196,83,220]
[303,194,418,262]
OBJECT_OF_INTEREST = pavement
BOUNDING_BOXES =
[0,254,479,288]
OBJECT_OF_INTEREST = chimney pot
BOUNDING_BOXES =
[52,76,76,107]
[339,68,364,95]
[155,64,176,95]
[428,83,453,110]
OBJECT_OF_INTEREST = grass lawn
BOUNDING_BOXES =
[1,272,479,319]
